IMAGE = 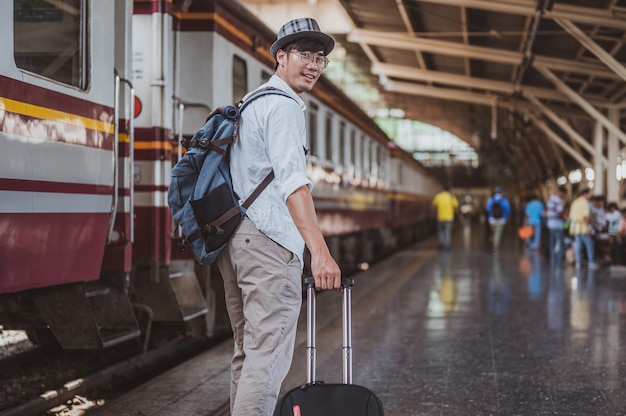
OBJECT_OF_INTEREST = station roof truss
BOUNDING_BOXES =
[241,0,626,189]
[340,0,626,187]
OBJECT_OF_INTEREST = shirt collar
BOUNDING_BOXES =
[266,75,307,111]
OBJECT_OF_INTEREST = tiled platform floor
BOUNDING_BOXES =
[87,222,626,415]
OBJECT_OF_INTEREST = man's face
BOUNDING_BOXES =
[276,48,325,95]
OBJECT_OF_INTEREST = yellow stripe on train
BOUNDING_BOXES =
[0,97,114,134]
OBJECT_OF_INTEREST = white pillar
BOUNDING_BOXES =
[607,108,620,202]
[593,122,604,196]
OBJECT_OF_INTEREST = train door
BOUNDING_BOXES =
[130,2,214,340]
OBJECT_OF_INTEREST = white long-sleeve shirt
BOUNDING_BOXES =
[229,75,312,268]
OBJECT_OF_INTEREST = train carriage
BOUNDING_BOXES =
[0,0,439,350]
[0,0,138,349]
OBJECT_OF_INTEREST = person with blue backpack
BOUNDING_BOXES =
[215,18,341,416]
[524,193,545,251]
[486,187,512,251]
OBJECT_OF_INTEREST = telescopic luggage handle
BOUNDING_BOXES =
[303,276,355,385]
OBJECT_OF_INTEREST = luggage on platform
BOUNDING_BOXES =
[273,277,384,416]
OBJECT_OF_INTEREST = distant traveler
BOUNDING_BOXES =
[486,187,511,250]
[524,193,545,250]
[432,184,459,250]
[606,202,621,264]
[216,18,341,416]
[569,188,597,269]
[546,187,567,263]
[612,209,626,265]
[589,195,607,235]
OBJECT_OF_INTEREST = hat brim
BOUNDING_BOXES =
[270,31,335,59]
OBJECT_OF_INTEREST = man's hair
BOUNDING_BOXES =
[273,39,327,70]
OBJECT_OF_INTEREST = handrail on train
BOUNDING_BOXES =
[171,97,210,239]
[108,74,135,244]
[172,96,210,161]
[121,77,135,243]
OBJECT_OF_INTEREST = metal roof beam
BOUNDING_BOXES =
[383,80,496,105]
[524,110,593,169]
[524,93,609,167]
[383,79,591,121]
[415,0,626,30]
[372,62,568,102]
[348,29,618,79]
[535,65,626,147]
[554,17,626,83]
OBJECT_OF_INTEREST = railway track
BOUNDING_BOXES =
[0,334,219,416]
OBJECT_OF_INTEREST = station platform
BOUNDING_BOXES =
[86,221,626,415]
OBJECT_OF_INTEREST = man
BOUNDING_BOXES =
[432,185,458,250]
[486,187,511,250]
[216,18,342,415]
[546,187,567,263]
[569,188,597,269]
[589,195,607,235]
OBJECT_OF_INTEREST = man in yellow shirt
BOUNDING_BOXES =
[569,188,597,269]
[432,185,459,250]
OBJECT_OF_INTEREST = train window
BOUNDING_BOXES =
[308,102,318,157]
[261,70,272,84]
[339,121,346,166]
[378,148,387,181]
[232,55,248,102]
[349,129,356,172]
[372,143,383,178]
[372,143,379,177]
[13,0,88,89]
[325,113,332,163]
[363,137,370,173]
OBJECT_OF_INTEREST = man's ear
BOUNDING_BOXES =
[276,49,287,67]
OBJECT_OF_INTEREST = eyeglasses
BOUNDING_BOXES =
[290,51,329,69]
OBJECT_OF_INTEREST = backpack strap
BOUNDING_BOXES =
[242,170,275,209]
[238,86,294,112]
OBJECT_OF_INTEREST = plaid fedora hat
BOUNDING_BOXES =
[270,17,335,59]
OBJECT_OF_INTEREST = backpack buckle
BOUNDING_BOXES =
[201,224,225,236]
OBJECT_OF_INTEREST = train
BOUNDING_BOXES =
[0,0,441,350]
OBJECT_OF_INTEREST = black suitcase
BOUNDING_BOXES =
[273,277,384,416]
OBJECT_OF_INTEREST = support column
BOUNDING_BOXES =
[607,108,620,202]
[594,122,604,196]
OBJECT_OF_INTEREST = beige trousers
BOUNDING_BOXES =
[217,217,302,416]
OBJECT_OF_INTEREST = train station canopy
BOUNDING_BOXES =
[241,0,626,190]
